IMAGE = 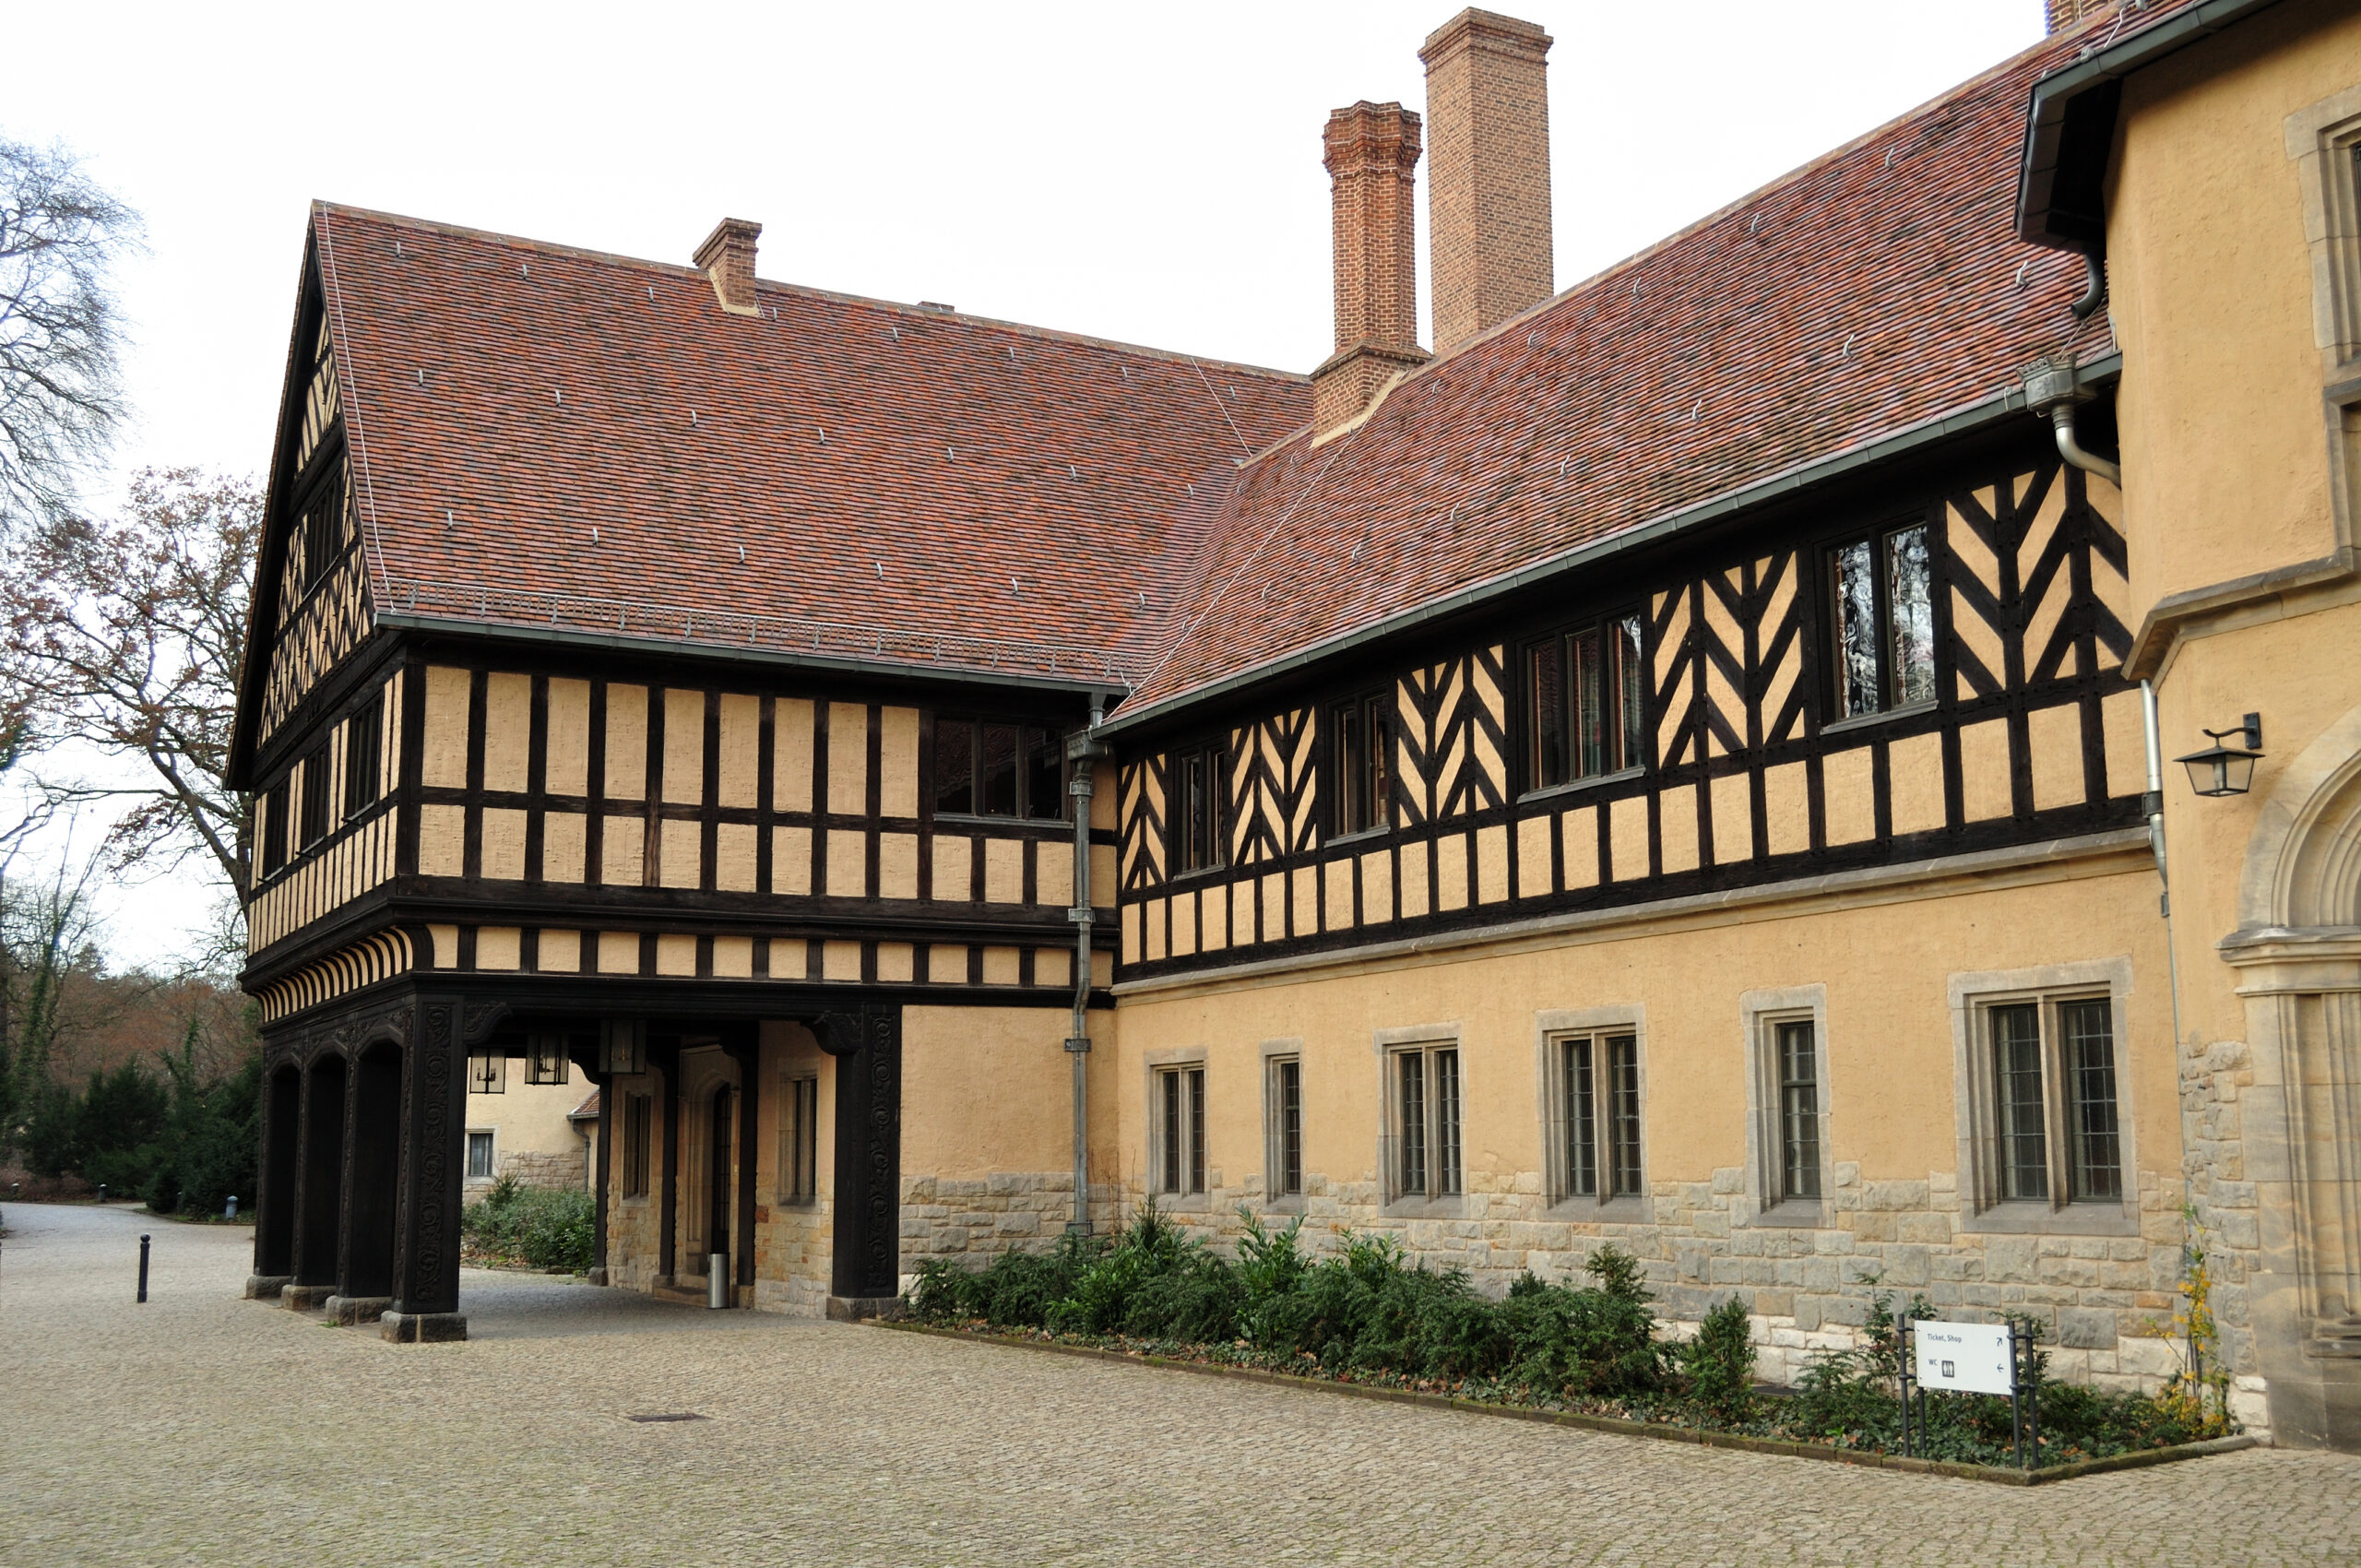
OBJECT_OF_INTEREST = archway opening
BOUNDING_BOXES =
[259,1065,301,1277]
[346,1046,402,1299]
[297,1056,348,1286]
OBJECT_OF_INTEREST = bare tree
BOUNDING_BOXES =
[0,469,259,943]
[0,137,140,534]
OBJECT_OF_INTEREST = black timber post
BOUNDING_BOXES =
[724,1024,760,1294]
[592,1070,612,1285]
[245,1054,300,1299]
[656,1039,682,1287]
[379,992,475,1343]
[816,1003,902,1318]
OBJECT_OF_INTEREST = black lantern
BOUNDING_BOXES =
[2175,713,2263,798]
[467,1047,506,1095]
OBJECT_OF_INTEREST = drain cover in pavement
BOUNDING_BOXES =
[625,1412,706,1423]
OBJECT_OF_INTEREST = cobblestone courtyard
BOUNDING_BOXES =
[2,1204,2356,1566]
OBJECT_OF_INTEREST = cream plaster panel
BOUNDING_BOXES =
[601,816,645,886]
[879,832,919,900]
[717,695,759,808]
[716,823,757,892]
[658,818,701,889]
[1292,866,1319,935]
[713,935,754,979]
[931,944,969,981]
[604,684,647,801]
[1477,824,1509,904]
[824,940,862,981]
[1170,891,1198,958]
[1889,731,1947,837]
[1659,784,1699,874]
[932,834,971,902]
[476,926,521,971]
[827,829,868,897]
[657,933,697,977]
[419,803,464,877]
[598,931,640,975]
[421,666,469,790]
[2029,703,2086,812]
[901,1005,1072,1179]
[774,698,815,812]
[880,707,919,818]
[1960,719,2014,822]
[982,945,1022,985]
[1822,748,1875,846]
[1436,833,1470,912]
[484,673,531,792]
[482,808,528,880]
[1763,763,1809,856]
[538,928,581,973]
[542,812,586,883]
[1037,841,1074,909]
[545,679,590,795]
[1361,850,1395,922]
[827,702,867,814]
[2103,689,2150,801]
[984,839,1024,904]
[1323,858,1354,929]
[774,826,813,897]
[1561,807,1599,888]
[1517,814,1553,897]
[1609,795,1649,880]
[1711,771,1752,866]
[876,941,915,982]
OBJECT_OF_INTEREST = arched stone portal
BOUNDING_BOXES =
[2223,702,2361,1450]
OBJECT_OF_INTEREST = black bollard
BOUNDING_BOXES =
[137,1234,150,1303]
[97,1184,107,1205]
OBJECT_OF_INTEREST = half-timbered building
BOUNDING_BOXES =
[231,0,2361,1449]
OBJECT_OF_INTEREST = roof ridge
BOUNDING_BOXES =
[311,199,1310,386]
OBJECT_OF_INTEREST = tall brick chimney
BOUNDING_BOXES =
[1419,9,1553,355]
[1311,101,1430,441]
[2043,0,2112,30]
[694,218,763,316]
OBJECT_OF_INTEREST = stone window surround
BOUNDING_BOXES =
[1947,956,2141,1236]
[2288,81,2361,370]
[1533,1005,1650,1222]
[1142,1045,1212,1215]
[1374,1022,1467,1218]
[1259,1038,1306,1213]
[618,1077,655,1206]
[465,1125,496,1182]
[1738,985,1833,1228]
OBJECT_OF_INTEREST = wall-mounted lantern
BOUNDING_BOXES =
[467,1047,506,1095]
[2175,713,2263,798]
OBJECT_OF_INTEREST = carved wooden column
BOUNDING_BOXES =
[816,1003,902,1317]
[379,992,481,1343]
[723,1024,760,1296]
[244,1052,302,1299]
[284,1045,348,1312]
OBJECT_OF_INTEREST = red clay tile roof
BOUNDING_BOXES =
[313,205,1311,688]
[1119,24,2123,716]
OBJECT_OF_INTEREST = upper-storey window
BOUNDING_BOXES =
[297,742,331,849]
[259,776,291,879]
[1827,522,1934,720]
[1525,613,1644,790]
[343,698,382,815]
[1170,740,1226,873]
[933,718,1065,820]
[1330,690,1393,836]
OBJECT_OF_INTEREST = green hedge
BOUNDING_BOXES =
[461,1176,596,1273]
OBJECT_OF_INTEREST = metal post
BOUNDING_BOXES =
[225,1194,238,1221]
[97,1184,106,1205]
[2010,1323,2024,1468]
[707,1253,728,1309]
[137,1235,150,1303]
[1897,1317,1912,1456]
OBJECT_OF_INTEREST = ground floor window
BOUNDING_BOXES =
[1774,1019,1821,1203]
[1987,995,2120,1206]
[1155,1064,1205,1196]
[1264,1055,1302,1198]
[623,1091,653,1198]
[466,1130,495,1181]
[1552,1031,1642,1203]
[1389,1044,1461,1202]
[778,1074,819,1203]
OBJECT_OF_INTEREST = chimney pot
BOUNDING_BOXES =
[1313,101,1429,441]
[1420,9,1554,353]
[2042,0,2115,32]
[694,218,763,315]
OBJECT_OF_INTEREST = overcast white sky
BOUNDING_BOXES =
[7,0,2046,968]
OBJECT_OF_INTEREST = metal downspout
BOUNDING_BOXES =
[1065,699,1110,1233]
[2142,680,2190,1207]
[2022,353,2124,490]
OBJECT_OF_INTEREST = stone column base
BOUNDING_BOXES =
[379,1311,468,1344]
[280,1283,335,1312]
[825,1294,903,1322]
[243,1275,291,1301]
[587,1266,609,1287]
[324,1294,391,1325]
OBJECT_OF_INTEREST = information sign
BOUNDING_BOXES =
[1912,1319,2014,1396]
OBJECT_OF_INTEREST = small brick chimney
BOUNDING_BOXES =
[694,218,763,316]
[1419,9,1553,355]
[2043,0,2113,30]
[1311,101,1430,441]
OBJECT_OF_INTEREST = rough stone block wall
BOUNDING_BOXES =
[913,1158,2249,1416]
[487,1146,586,1191]
[607,1198,663,1290]
[2179,1032,2269,1428]
[752,1199,832,1318]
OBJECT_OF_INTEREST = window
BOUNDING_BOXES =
[778,1074,818,1203]
[1986,996,2120,1206]
[466,1131,495,1180]
[343,696,382,815]
[297,745,331,849]
[1773,1020,1821,1203]
[1554,1032,1642,1202]
[1170,742,1226,873]
[623,1092,653,1198]
[260,777,291,877]
[1154,1065,1205,1197]
[293,460,349,596]
[1389,1044,1461,1202]
[1330,692,1393,835]
[525,1033,572,1086]
[1525,613,1646,789]
[1264,1055,1303,1200]
[933,718,1065,819]
[1827,522,1935,719]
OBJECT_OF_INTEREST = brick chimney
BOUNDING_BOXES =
[2043,0,2113,30]
[1311,101,1430,441]
[694,218,763,316]
[1419,9,1553,354]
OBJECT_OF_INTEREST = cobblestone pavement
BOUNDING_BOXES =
[3,1203,2356,1567]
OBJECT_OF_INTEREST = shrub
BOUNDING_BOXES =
[1682,1294,1757,1422]
[461,1179,595,1273]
